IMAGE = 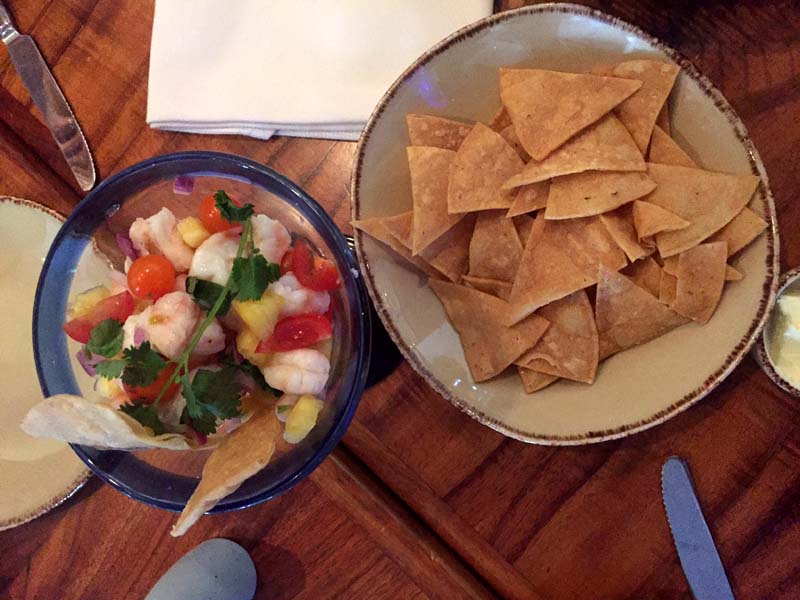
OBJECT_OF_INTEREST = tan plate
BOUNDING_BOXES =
[352,4,779,444]
[0,197,90,530]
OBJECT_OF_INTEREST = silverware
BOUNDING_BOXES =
[0,1,95,191]
[661,456,736,600]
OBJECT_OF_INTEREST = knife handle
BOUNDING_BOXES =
[0,1,20,45]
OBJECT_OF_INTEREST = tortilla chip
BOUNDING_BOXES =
[499,69,642,160]
[352,214,441,279]
[599,205,653,262]
[22,394,192,450]
[507,181,550,217]
[447,123,523,213]
[659,272,678,305]
[596,267,689,359]
[407,146,464,254]
[656,102,671,135]
[623,257,663,297]
[503,115,645,189]
[648,125,696,167]
[513,214,536,243]
[462,275,512,300]
[610,60,680,153]
[420,214,476,282]
[488,106,512,131]
[670,242,728,324]
[515,290,599,383]
[406,114,473,151]
[645,163,760,257]
[518,368,559,394]
[499,124,530,161]
[172,405,281,536]
[726,265,743,281]
[430,280,549,381]
[468,210,524,281]
[705,207,767,256]
[632,200,691,239]
[545,171,656,220]
[507,213,627,324]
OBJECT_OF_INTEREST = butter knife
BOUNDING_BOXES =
[662,456,736,600]
[0,1,95,191]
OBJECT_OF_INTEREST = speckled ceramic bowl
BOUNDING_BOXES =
[753,268,800,397]
[352,4,779,444]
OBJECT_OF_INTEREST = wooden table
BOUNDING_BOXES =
[2,1,799,598]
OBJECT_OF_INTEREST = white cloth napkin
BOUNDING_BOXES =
[147,0,493,141]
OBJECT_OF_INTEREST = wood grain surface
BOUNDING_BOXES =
[1,1,799,599]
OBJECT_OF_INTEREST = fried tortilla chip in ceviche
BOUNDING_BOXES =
[22,190,341,533]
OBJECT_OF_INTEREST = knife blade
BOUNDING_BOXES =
[661,456,736,600]
[0,1,95,191]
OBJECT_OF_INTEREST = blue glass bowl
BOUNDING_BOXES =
[33,151,371,512]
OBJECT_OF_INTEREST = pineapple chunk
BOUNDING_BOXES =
[95,376,123,399]
[68,285,111,319]
[236,329,270,367]
[283,395,324,444]
[232,291,285,339]
[176,216,211,249]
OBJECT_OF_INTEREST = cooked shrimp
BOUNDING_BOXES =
[122,291,200,359]
[188,231,240,286]
[268,273,330,317]
[252,214,291,263]
[129,208,194,272]
[262,348,330,395]
[193,319,226,356]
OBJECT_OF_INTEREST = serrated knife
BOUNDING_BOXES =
[0,1,95,190]
[662,456,736,600]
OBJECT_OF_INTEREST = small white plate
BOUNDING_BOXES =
[0,197,90,530]
[352,4,779,444]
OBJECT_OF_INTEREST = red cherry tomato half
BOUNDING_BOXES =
[127,255,176,300]
[279,248,294,275]
[257,313,332,353]
[123,362,180,404]
[62,291,136,344]
[291,240,340,292]
[199,193,242,233]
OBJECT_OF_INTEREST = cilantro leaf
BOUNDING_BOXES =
[119,402,166,435]
[237,359,278,395]
[95,359,126,380]
[214,190,254,224]
[231,254,279,301]
[120,342,167,388]
[85,319,124,358]
[183,367,243,435]
[186,276,232,316]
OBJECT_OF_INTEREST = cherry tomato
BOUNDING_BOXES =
[257,313,332,353]
[127,255,176,300]
[291,240,340,292]
[123,362,179,404]
[279,248,294,275]
[199,193,242,233]
[63,291,136,343]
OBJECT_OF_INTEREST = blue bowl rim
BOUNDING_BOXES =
[33,150,372,513]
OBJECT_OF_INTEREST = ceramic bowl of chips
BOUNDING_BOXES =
[31,152,371,532]
[351,4,779,444]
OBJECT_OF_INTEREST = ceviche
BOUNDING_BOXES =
[23,190,340,534]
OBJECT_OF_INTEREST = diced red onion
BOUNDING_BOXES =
[173,175,195,195]
[76,349,98,376]
[133,327,147,346]
[116,233,139,261]
[236,370,255,392]
[187,426,207,446]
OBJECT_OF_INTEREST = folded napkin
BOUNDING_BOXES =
[147,0,493,141]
